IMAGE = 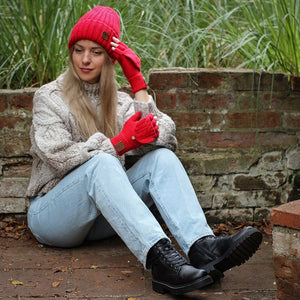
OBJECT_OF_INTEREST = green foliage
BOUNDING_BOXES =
[0,0,90,88]
[0,0,299,89]
[218,0,300,75]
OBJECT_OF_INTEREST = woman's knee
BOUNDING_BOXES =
[148,148,178,166]
[91,152,118,163]
[86,153,126,181]
[89,153,121,170]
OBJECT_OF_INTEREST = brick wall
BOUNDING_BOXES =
[149,68,300,222]
[0,88,34,214]
[0,68,299,222]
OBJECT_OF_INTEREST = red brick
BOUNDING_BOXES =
[263,93,300,110]
[233,72,289,91]
[234,175,269,190]
[255,112,282,128]
[176,130,199,150]
[0,134,31,156]
[201,94,235,110]
[3,163,32,178]
[170,111,208,128]
[284,113,300,129]
[177,93,235,111]
[177,93,193,108]
[258,132,297,147]
[271,73,290,91]
[202,153,259,175]
[273,255,300,283]
[0,95,8,112]
[197,73,225,89]
[148,72,189,90]
[0,116,23,129]
[11,94,33,110]
[270,200,300,230]
[199,132,255,148]
[210,113,223,128]
[276,277,300,300]
[291,75,300,92]
[226,112,281,128]
[239,95,259,110]
[155,93,176,110]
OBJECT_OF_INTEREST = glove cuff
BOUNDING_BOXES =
[128,72,148,94]
[111,133,141,156]
[111,135,127,155]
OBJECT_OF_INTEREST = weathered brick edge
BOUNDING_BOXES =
[271,201,300,230]
[271,200,300,300]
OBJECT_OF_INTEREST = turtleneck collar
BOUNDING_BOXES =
[58,72,101,106]
[82,81,100,103]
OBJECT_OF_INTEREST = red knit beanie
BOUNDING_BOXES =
[68,6,120,60]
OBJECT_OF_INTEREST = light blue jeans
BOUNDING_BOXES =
[28,148,213,268]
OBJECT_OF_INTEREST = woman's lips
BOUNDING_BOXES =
[80,68,93,73]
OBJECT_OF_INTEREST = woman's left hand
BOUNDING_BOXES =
[111,37,147,94]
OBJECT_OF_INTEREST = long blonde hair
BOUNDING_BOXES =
[62,47,118,139]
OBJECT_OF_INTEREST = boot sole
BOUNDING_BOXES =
[152,274,213,295]
[203,227,263,277]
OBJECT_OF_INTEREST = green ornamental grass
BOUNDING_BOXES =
[0,0,299,89]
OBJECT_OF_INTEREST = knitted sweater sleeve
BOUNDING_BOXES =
[118,92,178,154]
[30,86,117,178]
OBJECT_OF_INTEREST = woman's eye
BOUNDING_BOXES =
[74,48,82,53]
[93,51,103,55]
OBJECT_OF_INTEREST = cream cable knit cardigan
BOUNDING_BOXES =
[26,74,177,198]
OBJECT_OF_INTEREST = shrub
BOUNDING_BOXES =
[0,0,299,89]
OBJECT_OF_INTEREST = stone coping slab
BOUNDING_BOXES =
[270,199,300,230]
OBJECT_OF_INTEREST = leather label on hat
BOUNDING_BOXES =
[102,31,110,41]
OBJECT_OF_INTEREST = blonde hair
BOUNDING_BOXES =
[62,47,118,139]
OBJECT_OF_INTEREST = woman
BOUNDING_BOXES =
[26,6,262,295]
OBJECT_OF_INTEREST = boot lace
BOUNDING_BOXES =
[156,239,187,269]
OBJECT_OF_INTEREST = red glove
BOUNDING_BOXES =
[111,111,159,155]
[112,40,147,94]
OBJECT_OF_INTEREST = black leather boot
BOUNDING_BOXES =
[188,226,263,280]
[146,238,213,295]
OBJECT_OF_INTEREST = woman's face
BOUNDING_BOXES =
[72,40,105,84]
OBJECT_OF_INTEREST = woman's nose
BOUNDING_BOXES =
[82,51,91,64]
